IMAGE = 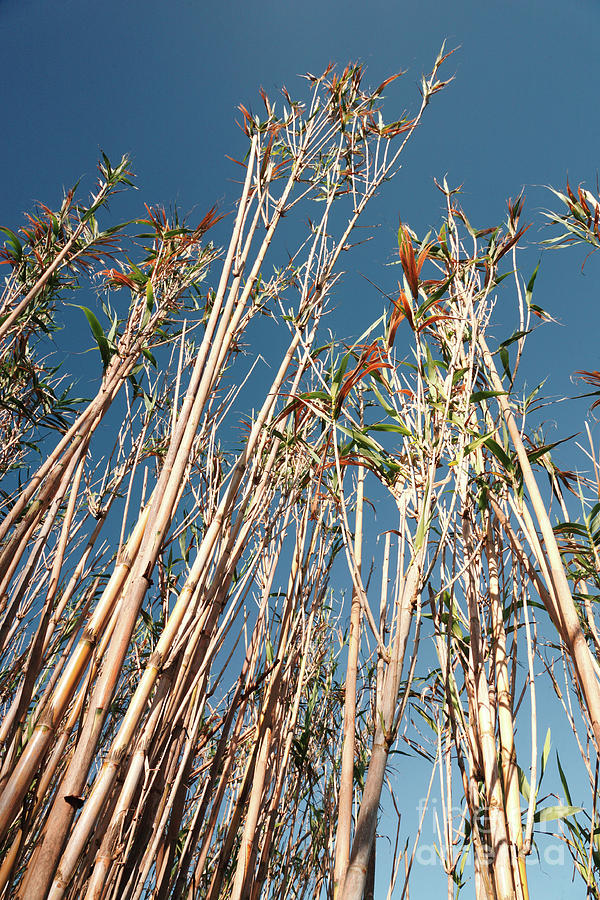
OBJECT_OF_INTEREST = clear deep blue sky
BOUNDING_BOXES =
[2,1,600,896]
[2,0,600,423]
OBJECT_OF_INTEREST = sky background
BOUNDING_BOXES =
[2,0,600,896]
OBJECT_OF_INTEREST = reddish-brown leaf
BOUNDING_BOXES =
[373,71,405,96]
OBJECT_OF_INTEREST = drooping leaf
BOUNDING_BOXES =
[142,347,158,368]
[74,305,112,369]
[525,259,541,308]
[517,764,530,802]
[0,226,23,261]
[141,280,155,329]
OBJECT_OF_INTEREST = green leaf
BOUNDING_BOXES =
[534,804,582,823]
[415,275,453,317]
[414,483,432,551]
[484,437,514,473]
[500,330,531,350]
[331,349,352,399]
[142,347,158,368]
[526,435,576,465]
[298,390,331,403]
[556,752,573,806]
[142,389,157,415]
[469,390,507,402]
[337,425,383,454]
[179,531,189,564]
[414,705,438,734]
[369,422,411,436]
[464,431,496,455]
[107,313,119,347]
[73,305,112,369]
[500,346,511,382]
[540,727,551,784]
[125,257,147,286]
[517,765,531,801]
[371,383,410,428]
[525,259,541,308]
[141,280,155,329]
[0,226,23,261]
[523,379,547,412]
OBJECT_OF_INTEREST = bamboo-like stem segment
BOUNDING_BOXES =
[342,541,426,900]
[480,336,600,750]
[334,464,365,895]
[486,521,528,899]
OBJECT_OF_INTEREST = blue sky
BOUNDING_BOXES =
[2,0,600,896]
[3,0,600,418]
